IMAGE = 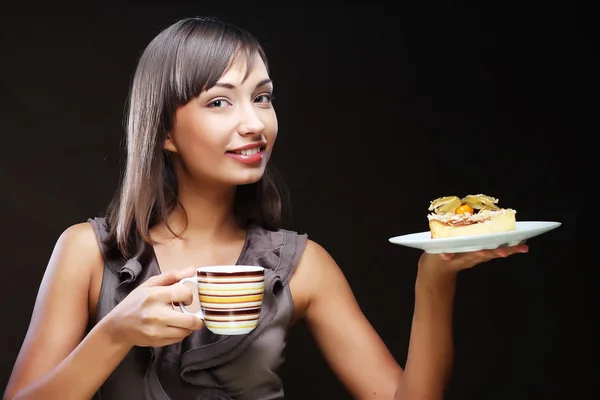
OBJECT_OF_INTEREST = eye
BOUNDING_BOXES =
[254,93,274,103]
[207,99,231,108]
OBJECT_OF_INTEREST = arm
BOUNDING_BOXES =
[396,258,456,400]
[291,240,403,399]
[293,240,528,400]
[4,223,203,400]
[3,223,132,400]
[398,248,525,399]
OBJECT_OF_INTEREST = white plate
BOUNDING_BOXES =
[388,221,561,254]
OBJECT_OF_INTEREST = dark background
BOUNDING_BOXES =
[0,3,588,399]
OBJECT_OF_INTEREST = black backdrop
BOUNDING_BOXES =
[0,3,587,400]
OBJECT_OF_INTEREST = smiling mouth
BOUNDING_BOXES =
[225,146,266,164]
[226,146,265,156]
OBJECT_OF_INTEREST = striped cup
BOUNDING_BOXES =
[178,265,265,335]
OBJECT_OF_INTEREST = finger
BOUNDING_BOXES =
[453,250,492,267]
[495,247,515,258]
[440,253,454,261]
[514,243,529,253]
[151,281,196,305]
[476,250,493,258]
[495,249,509,258]
[492,243,530,258]
[141,267,197,288]
[156,326,195,340]
[164,311,205,331]
[169,281,197,305]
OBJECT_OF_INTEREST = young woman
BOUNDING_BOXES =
[4,17,528,400]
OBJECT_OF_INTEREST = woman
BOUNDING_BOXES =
[4,17,528,400]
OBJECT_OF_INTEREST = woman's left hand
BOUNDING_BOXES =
[418,243,529,275]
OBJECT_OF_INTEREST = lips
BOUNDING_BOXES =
[226,143,266,164]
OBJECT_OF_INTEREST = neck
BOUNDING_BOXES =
[156,180,241,243]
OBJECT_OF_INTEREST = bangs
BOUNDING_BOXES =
[168,18,267,106]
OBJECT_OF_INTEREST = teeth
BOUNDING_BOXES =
[236,147,261,156]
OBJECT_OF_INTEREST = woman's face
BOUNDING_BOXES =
[165,54,277,188]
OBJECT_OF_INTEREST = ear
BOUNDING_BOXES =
[164,132,178,153]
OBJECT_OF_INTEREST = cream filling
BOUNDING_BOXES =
[427,208,516,224]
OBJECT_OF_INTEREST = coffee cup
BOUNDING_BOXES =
[178,265,265,335]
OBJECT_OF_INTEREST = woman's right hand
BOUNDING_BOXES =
[104,267,204,348]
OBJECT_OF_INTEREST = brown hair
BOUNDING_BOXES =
[104,17,286,258]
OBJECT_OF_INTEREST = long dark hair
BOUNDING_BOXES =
[104,17,286,259]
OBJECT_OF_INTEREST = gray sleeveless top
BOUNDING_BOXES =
[88,217,308,400]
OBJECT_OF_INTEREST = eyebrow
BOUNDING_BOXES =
[213,78,273,90]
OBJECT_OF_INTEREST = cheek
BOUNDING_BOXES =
[181,138,227,171]
[171,139,228,180]
[174,114,230,156]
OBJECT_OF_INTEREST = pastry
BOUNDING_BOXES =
[427,194,516,238]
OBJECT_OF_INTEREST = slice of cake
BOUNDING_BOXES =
[427,194,516,239]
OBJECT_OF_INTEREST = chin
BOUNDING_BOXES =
[231,170,265,186]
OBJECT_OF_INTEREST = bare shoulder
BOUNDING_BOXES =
[289,239,347,322]
[48,221,104,272]
[57,221,101,251]
[41,221,105,306]
[298,239,345,277]
[293,239,337,284]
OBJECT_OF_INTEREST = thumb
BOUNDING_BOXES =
[141,267,197,288]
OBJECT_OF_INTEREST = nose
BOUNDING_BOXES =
[237,103,265,136]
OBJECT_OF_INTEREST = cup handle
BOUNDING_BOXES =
[176,277,204,319]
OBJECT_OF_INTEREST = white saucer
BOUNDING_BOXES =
[388,221,561,254]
